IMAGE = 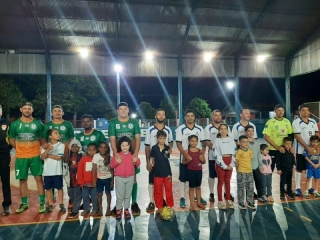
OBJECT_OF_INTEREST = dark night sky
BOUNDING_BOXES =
[102,70,320,114]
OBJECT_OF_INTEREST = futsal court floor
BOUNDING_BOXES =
[1,145,320,240]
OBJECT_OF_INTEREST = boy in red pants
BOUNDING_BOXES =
[151,130,174,213]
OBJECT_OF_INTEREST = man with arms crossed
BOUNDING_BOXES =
[9,102,46,213]
[263,104,293,172]
[145,108,173,212]
[176,109,206,208]
[292,104,319,197]
[108,102,141,215]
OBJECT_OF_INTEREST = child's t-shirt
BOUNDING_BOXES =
[41,142,65,176]
[69,154,82,187]
[261,154,272,174]
[92,153,112,179]
[236,148,253,173]
[302,148,320,166]
[150,145,171,177]
[187,149,203,171]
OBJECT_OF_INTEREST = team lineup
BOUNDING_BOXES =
[0,101,319,220]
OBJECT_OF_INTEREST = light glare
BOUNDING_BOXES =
[203,52,213,62]
[131,113,137,118]
[257,55,266,63]
[226,81,234,89]
[79,48,89,58]
[145,51,154,60]
[114,64,123,73]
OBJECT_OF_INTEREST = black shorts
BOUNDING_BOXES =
[188,169,202,188]
[208,160,217,178]
[44,175,63,190]
[149,170,154,184]
[179,163,188,182]
[296,154,306,172]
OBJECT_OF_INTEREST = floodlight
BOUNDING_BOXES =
[226,81,234,89]
[203,52,213,62]
[257,54,266,63]
[131,113,137,119]
[79,48,89,58]
[114,64,123,73]
[145,51,154,61]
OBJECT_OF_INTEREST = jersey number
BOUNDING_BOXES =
[16,170,19,176]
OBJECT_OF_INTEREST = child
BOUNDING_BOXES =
[67,139,83,218]
[40,129,66,214]
[77,143,99,216]
[151,130,174,213]
[303,135,320,198]
[260,144,274,202]
[92,141,114,216]
[214,123,236,209]
[236,135,255,210]
[110,136,140,219]
[276,137,295,200]
[182,135,206,211]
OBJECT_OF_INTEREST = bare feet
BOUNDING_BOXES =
[156,208,163,213]
[189,204,196,211]
[105,208,111,216]
[197,203,206,210]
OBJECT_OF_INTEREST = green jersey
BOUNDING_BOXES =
[42,120,74,145]
[9,118,43,158]
[108,118,141,141]
[76,129,106,152]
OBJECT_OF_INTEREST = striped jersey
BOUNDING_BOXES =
[232,121,257,141]
[292,117,319,154]
[144,125,173,147]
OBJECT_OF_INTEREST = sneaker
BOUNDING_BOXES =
[308,188,315,194]
[90,210,97,216]
[124,209,131,219]
[200,198,207,205]
[247,202,256,210]
[209,193,215,202]
[287,193,295,200]
[267,196,274,202]
[39,204,46,213]
[44,205,54,214]
[69,212,79,218]
[258,197,268,203]
[131,203,141,216]
[3,206,11,215]
[295,188,303,197]
[16,204,29,213]
[116,209,122,219]
[238,203,246,210]
[280,193,285,199]
[180,197,186,208]
[314,192,320,198]
[111,206,117,216]
[60,204,66,213]
[304,191,310,199]
[224,193,234,201]
[81,210,90,216]
[218,201,226,210]
[146,202,155,212]
[254,193,258,199]
[226,200,234,209]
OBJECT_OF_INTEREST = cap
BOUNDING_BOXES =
[69,139,82,150]
[21,102,33,108]
[274,104,285,111]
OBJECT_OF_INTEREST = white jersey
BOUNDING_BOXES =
[41,142,65,176]
[92,153,112,179]
[292,117,319,154]
[144,125,173,148]
[214,137,237,169]
[175,124,205,162]
[232,121,257,141]
[204,124,231,160]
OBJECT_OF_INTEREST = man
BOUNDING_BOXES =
[9,102,46,213]
[108,102,141,215]
[0,104,12,215]
[42,105,74,159]
[232,108,257,142]
[292,104,319,197]
[176,109,206,208]
[204,109,231,202]
[263,104,293,172]
[76,114,106,152]
[145,108,173,212]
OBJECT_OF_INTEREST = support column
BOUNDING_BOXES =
[117,72,120,106]
[45,51,52,122]
[234,55,241,122]
[178,56,183,125]
[285,59,291,119]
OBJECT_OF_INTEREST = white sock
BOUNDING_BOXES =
[208,178,215,194]
[148,184,154,203]
[309,177,313,189]
[295,172,301,189]
[180,182,186,199]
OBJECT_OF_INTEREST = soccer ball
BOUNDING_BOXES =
[160,206,174,220]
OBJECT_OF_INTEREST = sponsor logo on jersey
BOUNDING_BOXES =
[116,124,120,129]
[275,126,279,130]
[90,136,96,141]
[25,124,29,127]
[122,125,126,128]
[81,136,84,141]
[31,124,37,130]
[128,123,133,129]
[60,126,66,131]
[1,125,7,130]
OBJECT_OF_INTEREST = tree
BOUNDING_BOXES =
[160,95,178,119]
[0,78,26,119]
[136,102,155,119]
[186,97,211,118]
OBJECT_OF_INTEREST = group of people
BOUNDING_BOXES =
[0,101,319,218]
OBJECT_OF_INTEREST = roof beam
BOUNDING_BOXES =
[236,0,274,56]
